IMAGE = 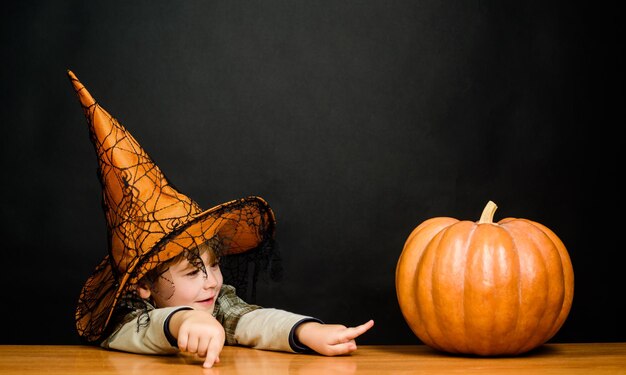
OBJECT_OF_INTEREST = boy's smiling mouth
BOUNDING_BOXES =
[196,296,215,305]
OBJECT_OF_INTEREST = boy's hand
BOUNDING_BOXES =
[295,319,374,356]
[169,310,225,368]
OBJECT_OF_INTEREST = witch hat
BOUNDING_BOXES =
[68,70,276,342]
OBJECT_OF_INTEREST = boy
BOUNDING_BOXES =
[68,70,374,368]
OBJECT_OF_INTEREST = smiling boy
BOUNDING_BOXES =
[68,70,373,368]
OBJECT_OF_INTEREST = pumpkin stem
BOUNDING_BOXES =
[478,200,498,224]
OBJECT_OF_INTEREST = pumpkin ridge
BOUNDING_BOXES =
[519,219,574,340]
[396,217,458,348]
[522,220,568,351]
[497,221,523,355]
[433,221,474,353]
[504,220,553,354]
[420,227,448,351]
[464,223,502,354]
[458,222,476,353]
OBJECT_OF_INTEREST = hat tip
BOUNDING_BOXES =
[67,70,96,107]
[67,69,78,81]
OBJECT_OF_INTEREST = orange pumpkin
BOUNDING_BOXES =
[395,201,574,356]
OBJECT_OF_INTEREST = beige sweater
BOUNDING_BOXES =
[102,307,315,354]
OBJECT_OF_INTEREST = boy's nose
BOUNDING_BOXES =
[203,269,218,288]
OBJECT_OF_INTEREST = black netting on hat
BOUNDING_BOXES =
[137,236,282,304]
[220,238,282,302]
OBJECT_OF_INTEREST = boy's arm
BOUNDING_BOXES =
[218,284,372,355]
[216,284,321,352]
[234,310,374,355]
[234,308,322,352]
[101,306,192,354]
[103,306,226,368]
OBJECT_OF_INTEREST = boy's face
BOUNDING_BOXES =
[140,249,223,313]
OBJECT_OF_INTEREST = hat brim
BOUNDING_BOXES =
[75,196,275,342]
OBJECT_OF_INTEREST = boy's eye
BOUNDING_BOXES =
[210,259,221,268]
[185,269,200,277]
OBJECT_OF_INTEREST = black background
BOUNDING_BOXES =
[1,1,623,345]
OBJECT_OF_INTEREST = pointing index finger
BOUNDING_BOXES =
[202,337,224,368]
[343,319,375,340]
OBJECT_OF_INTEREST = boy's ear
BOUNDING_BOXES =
[136,283,152,299]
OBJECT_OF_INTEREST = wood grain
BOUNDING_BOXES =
[1,343,625,374]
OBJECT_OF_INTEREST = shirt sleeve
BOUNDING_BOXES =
[101,306,192,355]
[234,308,323,352]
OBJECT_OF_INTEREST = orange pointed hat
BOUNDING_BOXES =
[68,70,276,342]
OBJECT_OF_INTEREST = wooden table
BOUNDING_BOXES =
[1,344,625,374]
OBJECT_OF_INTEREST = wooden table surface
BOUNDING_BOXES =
[1,343,625,374]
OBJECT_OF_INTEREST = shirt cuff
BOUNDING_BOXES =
[163,307,193,347]
[288,318,324,353]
